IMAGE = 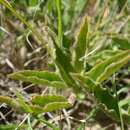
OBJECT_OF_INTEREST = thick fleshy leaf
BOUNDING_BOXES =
[86,50,130,83]
[31,95,67,106]
[72,16,88,72]
[8,70,66,88]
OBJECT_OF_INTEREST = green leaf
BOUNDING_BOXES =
[26,0,38,6]
[30,102,72,114]
[0,95,71,114]
[86,50,130,83]
[30,95,72,114]
[8,70,67,88]
[71,73,96,92]
[31,95,67,106]
[94,85,120,120]
[118,98,130,124]
[42,102,72,112]
[71,74,120,121]
[72,16,88,72]
[0,95,31,113]
[88,50,122,65]
[119,99,130,108]
[47,29,81,92]
[30,105,44,114]
[0,96,19,110]
[112,37,130,50]
[0,124,16,130]
[16,92,32,113]
[97,54,130,83]
[0,124,27,130]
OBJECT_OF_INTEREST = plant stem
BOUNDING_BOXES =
[112,74,124,130]
[27,114,33,130]
[118,104,124,130]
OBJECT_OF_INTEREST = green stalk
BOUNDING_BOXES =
[27,114,33,130]
[56,0,62,47]
[0,0,45,44]
[112,75,124,130]
[118,105,124,130]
